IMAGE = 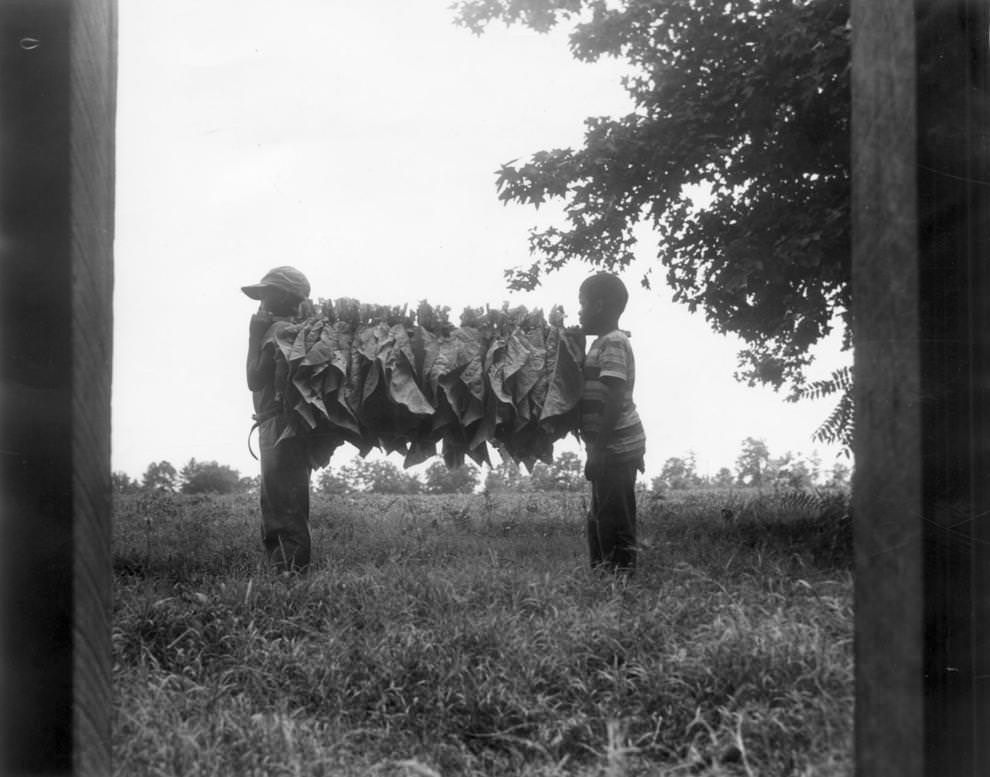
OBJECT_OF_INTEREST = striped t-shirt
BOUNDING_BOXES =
[580,329,646,463]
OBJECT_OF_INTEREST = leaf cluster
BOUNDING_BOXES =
[787,365,853,451]
[269,298,586,472]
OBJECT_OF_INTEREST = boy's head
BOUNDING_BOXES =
[242,266,310,316]
[578,272,628,334]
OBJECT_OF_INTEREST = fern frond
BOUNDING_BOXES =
[812,387,854,449]
[788,365,852,402]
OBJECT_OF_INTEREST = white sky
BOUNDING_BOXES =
[112,0,850,483]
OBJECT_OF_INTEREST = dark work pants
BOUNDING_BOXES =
[258,416,311,572]
[587,462,639,575]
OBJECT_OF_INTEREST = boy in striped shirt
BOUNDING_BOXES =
[577,272,646,576]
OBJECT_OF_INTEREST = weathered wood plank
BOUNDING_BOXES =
[70,1,117,775]
[914,2,990,775]
[0,1,75,772]
[0,1,115,774]
[852,1,990,774]
[850,0,924,774]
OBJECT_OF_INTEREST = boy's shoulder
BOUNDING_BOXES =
[592,329,634,349]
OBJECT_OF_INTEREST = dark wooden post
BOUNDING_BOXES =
[0,1,116,775]
[852,1,989,775]
[915,2,990,773]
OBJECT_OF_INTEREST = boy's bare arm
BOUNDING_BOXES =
[587,376,624,475]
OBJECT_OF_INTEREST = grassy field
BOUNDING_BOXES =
[113,487,853,776]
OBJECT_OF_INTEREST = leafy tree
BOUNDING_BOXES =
[342,459,423,494]
[766,451,816,490]
[454,0,851,392]
[179,458,242,495]
[111,471,140,494]
[653,454,702,490]
[825,460,852,489]
[316,466,352,495]
[424,462,480,494]
[529,451,585,492]
[141,460,178,492]
[484,458,529,493]
[735,437,770,487]
[528,462,554,491]
[712,467,736,488]
[238,475,261,494]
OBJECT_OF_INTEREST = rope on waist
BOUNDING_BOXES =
[247,410,280,461]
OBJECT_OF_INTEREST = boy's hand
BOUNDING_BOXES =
[249,311,273,340]
[563,325,586,349]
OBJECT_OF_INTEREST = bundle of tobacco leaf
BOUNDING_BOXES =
[265,298,585,470]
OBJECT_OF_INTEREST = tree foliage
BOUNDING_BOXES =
[484,459,528,492]
[341,459,423,494]
[111,471,140,494]
[316,467,353,495]
[141,460,178,492]
[179,459,243,495]
[424,462,480,494]
[712,467,735,488]
[529,451,585,492]
[765,451,817,490]
[652,453,703,491]
[825,460,851,488]
[735,436,770,487]
[787,364,852,453]
[454,0,851,391]
[484,451,584,491]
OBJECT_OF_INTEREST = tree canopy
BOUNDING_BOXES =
[528,450,585,491]
[341,459,424,495]
[141,460,178,492]
[652,453,703,491]
[454,0,851,391]
[179,459,243,495]
[111,471,141,495]
[424,461,480,494]
[484,459,528,493]
[735,436,771,487]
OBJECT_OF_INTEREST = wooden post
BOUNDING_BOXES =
[0,1,116,775]
[915,3,990,774]
[852,1,989,775]
[851,0,924,770]
[70,2,117,774]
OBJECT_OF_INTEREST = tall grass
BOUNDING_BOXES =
[113,488,852,776]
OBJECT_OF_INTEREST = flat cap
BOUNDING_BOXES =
[241,266,311,301]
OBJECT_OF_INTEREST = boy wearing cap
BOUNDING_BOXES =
[243,266,313,573]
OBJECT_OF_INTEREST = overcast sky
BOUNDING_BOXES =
[112,0,850,483]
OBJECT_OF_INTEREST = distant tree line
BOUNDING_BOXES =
[314,451,587,496]
[113,451,588,497]
[651,437,851,493]
[112,458,257,496]
[113,441,850,497]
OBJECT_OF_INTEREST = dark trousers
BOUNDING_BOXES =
[258,416,311,572]
[587,462,638,575]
